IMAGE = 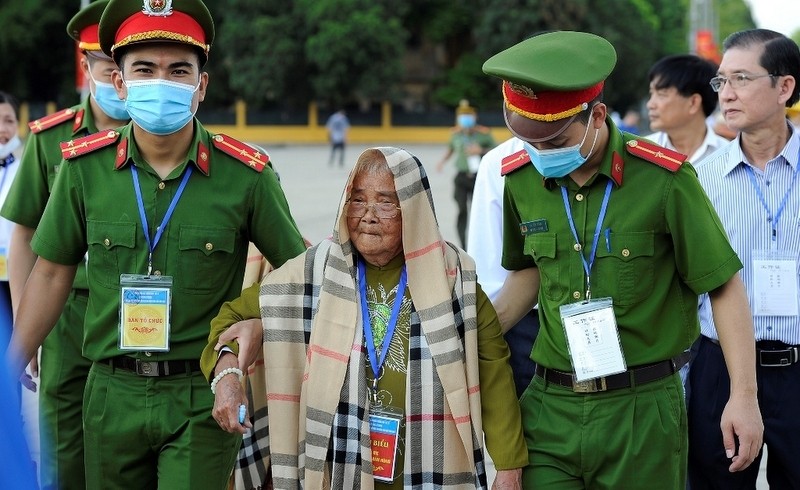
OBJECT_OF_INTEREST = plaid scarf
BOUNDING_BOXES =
[240,147,488,489]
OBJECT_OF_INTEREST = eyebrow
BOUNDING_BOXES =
[129,60,196,71]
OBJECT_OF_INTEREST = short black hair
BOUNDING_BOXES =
[723,29,800,107]
[648,54,719,117]
[0,91,20,119]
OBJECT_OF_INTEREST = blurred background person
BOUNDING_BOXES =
[0,91,21,337]
[617,108,641,134]
[436,99,496,248]
[326,108,350,167]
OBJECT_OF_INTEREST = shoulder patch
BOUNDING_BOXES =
[28,108,79,134]
[500,149,530,176]
[60,130,120,160]
[212,134,267,172]
[625,139,686,173]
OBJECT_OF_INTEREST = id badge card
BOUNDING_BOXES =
[119,274,173,351]
[0,246,7,280]
[560,297,626,382]
[752,249,799,317]
[369,405,403,483]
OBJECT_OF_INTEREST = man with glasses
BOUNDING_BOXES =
[690,28,800,489]
[483,31,763,488]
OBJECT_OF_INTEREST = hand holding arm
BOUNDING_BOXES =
[708,274,763,472]
[211,351,250,434]
[214,318,263,373]
[492,469,522,490]
[493,268,540,333]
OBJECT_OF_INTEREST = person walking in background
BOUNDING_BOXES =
[0,91,21,339]
[5,0,307,487]
[0,3,130,487]
[690,28,800,489]
[326,108,350,167]
[483,30,762,488]
[467,136,538,398]
[436,99,496,248]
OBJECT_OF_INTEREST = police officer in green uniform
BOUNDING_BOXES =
[6,0,306,488]
[483,32,763,488]
[0,2,129,487]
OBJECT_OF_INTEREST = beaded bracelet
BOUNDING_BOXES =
[210,367,244,395]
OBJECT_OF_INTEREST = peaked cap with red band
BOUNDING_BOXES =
[483,31,617,142]
[67,0,111,54]
[98,0,215,65]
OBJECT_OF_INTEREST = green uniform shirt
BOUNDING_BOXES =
[31,120,306,362]
[448,128,495,173]
[1,98,102,290]
[502,118,742,371]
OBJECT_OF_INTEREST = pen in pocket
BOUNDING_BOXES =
[604,228,611,252]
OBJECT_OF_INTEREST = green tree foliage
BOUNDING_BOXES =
[717,0,757,43]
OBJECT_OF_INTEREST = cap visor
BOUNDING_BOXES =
[504,105,577,143]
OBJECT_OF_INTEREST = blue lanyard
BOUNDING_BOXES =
[561,179,613,300]
[358,260,407,397]
[744,155,800,245]
[131,165,193,275]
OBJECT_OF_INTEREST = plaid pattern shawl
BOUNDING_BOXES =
[251,147,488,489]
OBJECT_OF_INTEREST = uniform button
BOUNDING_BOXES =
[575,193,584,202]
[573,291,581,299]
[622,248,630,257]
[103,238,110,247]
[158,182,166,190]
[205,242,213,251]
[573,243,582,251]
[153,270,162,276]
[144,351,152,357]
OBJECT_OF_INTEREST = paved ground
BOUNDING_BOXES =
[261,142,769,489]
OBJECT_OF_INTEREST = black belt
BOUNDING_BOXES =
[535,352,690,393]
[101,356,201,377]
[704,336,800,368]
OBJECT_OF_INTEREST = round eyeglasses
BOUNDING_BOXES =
[346,200,401,219]
[709,73,777,92]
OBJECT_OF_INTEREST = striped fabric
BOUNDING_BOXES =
[252,147,488,489]
[695,125,800,343]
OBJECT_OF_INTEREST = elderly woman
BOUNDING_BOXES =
[201,147,525,489]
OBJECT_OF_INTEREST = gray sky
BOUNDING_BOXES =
[744,0,800,37]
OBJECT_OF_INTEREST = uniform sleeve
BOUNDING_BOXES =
[666,163,742,294]
[30,159,87,265]
[501,182,536,271]
[0,132,53,227]
[476,284,528,470]
[248,165,307,268]
[200,281,261,381]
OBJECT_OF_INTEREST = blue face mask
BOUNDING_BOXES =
[523,122,599,178]
[89,73,129,121]
[124,78,199,135]
[457,114,476,128]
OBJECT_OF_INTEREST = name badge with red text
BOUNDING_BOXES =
[119,274,173,351]
[369,406,403,482]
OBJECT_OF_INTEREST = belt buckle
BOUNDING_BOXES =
[572,375,607,393]
[135,359,160,376]
[758,348,796,367]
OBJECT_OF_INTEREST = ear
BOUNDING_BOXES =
[778,75,796,106]
[687,93,703,115]
[591,103,608,129]
[79,55,91,84]
[111,69,127,100]
[197,72,209,103]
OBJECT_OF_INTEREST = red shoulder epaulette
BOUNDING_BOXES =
[625,139,686,173]
[212,134,267,172]
[500,149,530,176]
[60,130,120,160]
[28,108,80,134]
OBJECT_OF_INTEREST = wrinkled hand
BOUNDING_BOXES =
[492,469,522,490]
[211,353,250,435]
[214,318,263,372]
[720,393,763,472]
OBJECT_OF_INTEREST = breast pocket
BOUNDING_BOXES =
[525,233,566,302]
[87,221,137,288]
[177,225,237,294]
[595,231,654,306]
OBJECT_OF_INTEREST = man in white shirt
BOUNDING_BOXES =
[467,137,538,397]
[645,54,731,165]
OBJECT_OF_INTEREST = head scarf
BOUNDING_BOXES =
[246,147,488,489]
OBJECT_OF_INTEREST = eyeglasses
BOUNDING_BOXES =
[709,73,777,92]
[346,200,401,219]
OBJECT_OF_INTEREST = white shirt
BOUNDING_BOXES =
[467,137,524,300]
[0,149,20,265]
[695,125,800,343]
[645,124,730,166]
